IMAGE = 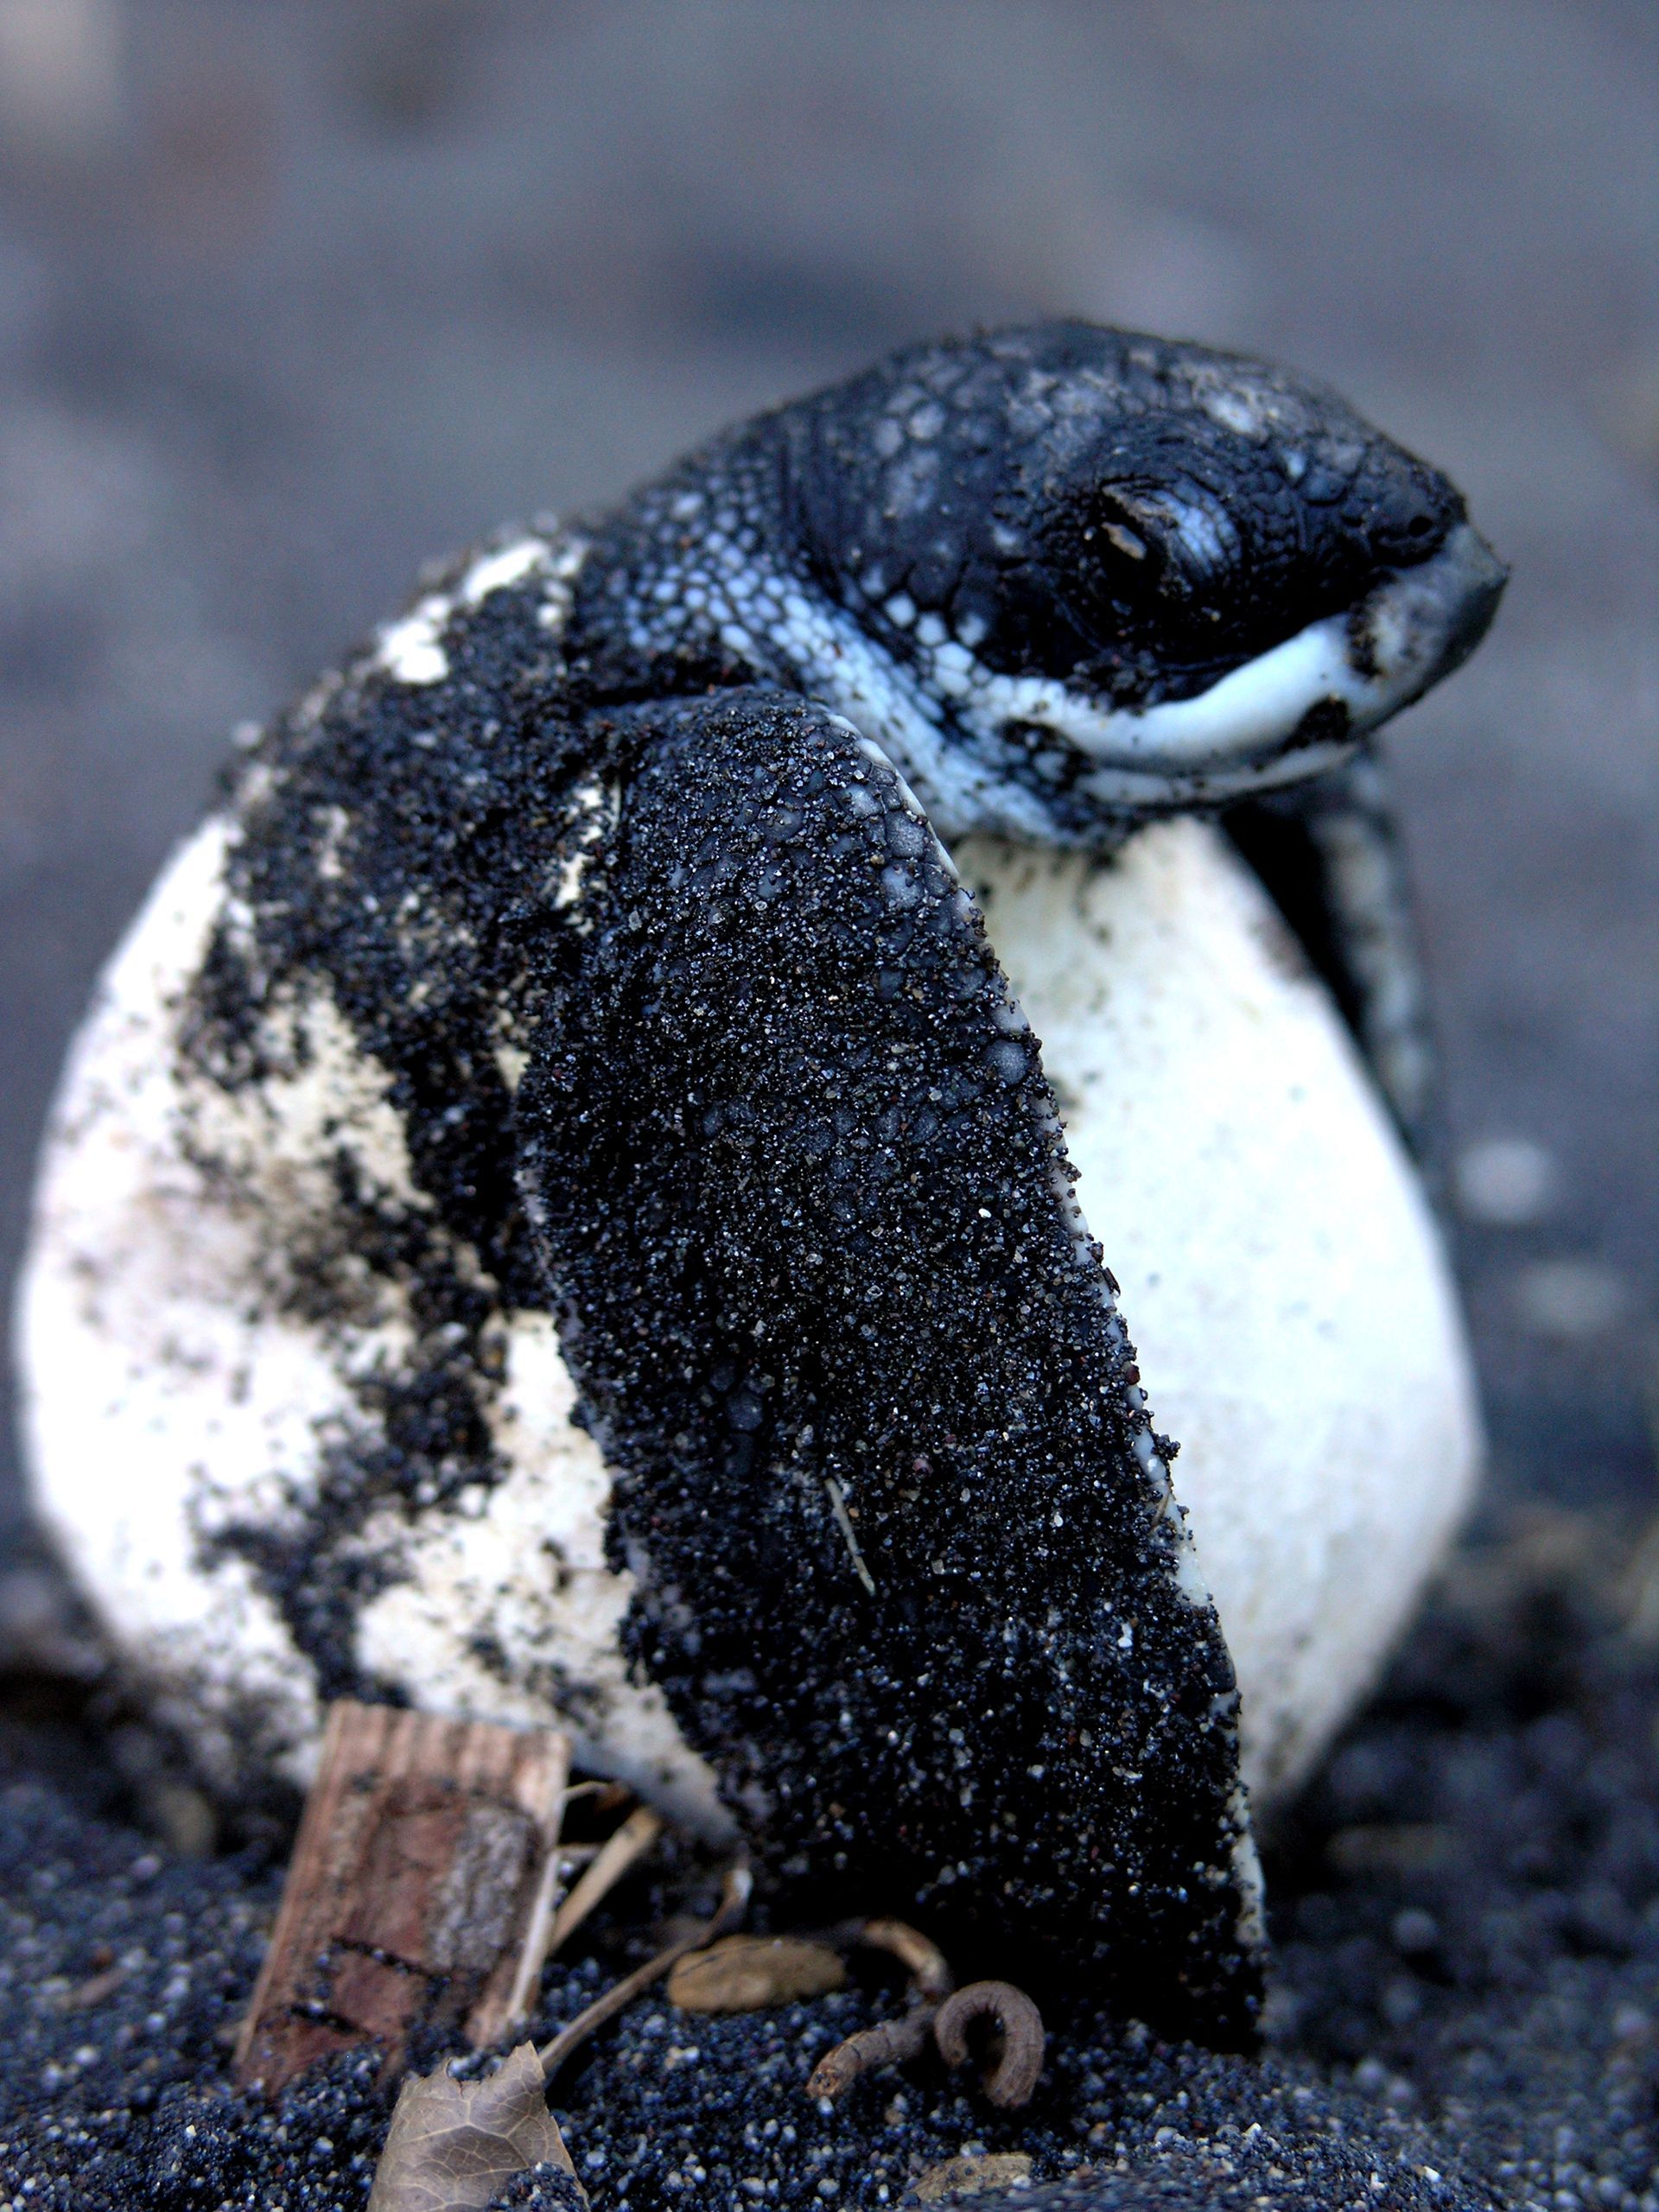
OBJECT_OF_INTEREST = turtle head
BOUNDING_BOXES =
[785,322,1507,833]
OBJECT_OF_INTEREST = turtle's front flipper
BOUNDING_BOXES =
[515,688,1262,2042]
[1224,748,1439,1169]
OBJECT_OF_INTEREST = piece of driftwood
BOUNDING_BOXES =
[234,1701,571,2094]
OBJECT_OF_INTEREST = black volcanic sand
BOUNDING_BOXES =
[4,1505,1659,2211]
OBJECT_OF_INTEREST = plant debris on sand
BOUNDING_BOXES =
[3,1505,1659,2210]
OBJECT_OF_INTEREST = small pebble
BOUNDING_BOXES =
[913,2152,1033,2201]
[1514,1257,1629,1341]
[1454,1135,1557,1226]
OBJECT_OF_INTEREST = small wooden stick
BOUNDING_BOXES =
[542,1805,664,1966]
[562,1779,632,1812]
[538,1861,751,2084]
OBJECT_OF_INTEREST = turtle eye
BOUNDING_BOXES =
[1082,492,1164,582]
[1090,505,1154,568]
[1040,485,1177,656]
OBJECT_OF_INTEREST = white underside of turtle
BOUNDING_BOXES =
[16,797,1479,1820]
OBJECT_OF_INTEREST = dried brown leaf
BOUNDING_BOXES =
[666,1934,847,2013]
[366,2040,585,2212]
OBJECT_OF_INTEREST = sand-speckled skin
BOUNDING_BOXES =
[18,324,1506,2044]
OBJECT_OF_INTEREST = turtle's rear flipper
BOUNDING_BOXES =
[516,688,1263,2044]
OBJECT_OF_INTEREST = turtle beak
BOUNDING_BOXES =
[1351,521,1509,727]
[1419,522,1508,684]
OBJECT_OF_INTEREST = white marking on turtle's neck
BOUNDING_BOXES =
[621,512,1496,842]
[952,620,1360,770]
[933,521,1501,792]
[609,518,1061,840]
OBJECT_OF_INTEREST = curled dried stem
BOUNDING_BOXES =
[932,1980,1046,2109]
[805,1914,956,2101]
[838,1916,954,2003]
[805,2004,936,2101]
[537,1859,751,2084]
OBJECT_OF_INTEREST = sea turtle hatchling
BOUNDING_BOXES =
[16,322,1505,2040]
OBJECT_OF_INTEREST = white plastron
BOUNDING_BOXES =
[959,817,1481,1805]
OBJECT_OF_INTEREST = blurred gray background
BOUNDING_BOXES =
[0,0,1654,1551]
